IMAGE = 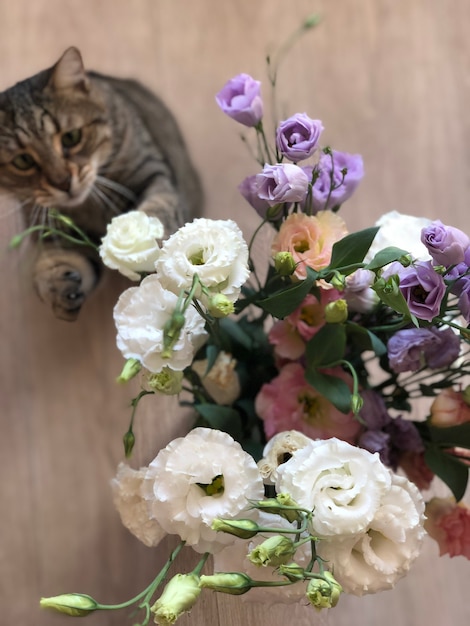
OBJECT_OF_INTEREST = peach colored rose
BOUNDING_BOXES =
[425,497,470,559]
[429,388,470,427]
[271,210,348,280]
[255,362,361,443]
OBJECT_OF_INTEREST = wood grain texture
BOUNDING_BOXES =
[0,1,469,625]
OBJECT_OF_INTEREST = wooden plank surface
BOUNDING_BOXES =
[0,1,469,624]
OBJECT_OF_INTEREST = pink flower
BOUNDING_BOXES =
[425,498,470,559]
[429,388,470,427]
[271,211,348,279]
[268,290,341,360]
[255,362,361,443]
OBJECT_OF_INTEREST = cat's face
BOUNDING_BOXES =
[0,48,112,211]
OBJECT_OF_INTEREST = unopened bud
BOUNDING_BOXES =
[162,312,186,357]
[9,233,26,249]
[398,254,412,267]
[199,573,253,595]
[278,562,305,582]
[324,299,348,323]
[116,358,142,384]
[207,293,235,318]
[306,572,342,609]
[266,203,283,220]
[330,273,346,290]
[151,573,201,625]
[147,367,184,395]
[212,518,259,539]
[274,251,296,276]
[39,593,98,617]
[351,393,364,415]
[248,535,296,568]
[123,430,135,458]
[251,493,302,523]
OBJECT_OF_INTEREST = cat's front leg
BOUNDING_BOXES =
[33,247,100,321]
[136,177,189,237]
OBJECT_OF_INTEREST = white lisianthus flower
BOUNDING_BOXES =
[276,438,391,538]
[214,510,310,605]
[155,218,250,305]
[113,274,207,373]
[99,210,164,280]
[364,211,432,263]
[111,463,166,548]
[257,430,313,485]
[142,428,264,553]
[317,474,425,595]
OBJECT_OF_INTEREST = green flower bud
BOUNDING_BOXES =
[330,273,346,290]
[207,293,235,318]
[123,430,136,458]
[9,233,26,249]
[251,493,302,523]
[116,358,142,384]
[351,393,364,415]
[324,299,348,324]
[147,367,184,395]
[212,517,259,539]
[248,535,296,568]
[39,593,98,617]
[162,312,186,358]
[306,572,342,610]
[278,562,305,582]
[266,203,283,220]
[398,254,412,267]
[274,251,297,276]
[151,573,201,625]
[199,572,253,595]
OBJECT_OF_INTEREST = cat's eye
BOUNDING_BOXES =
[61,129,82,149]
[11,153,36,171]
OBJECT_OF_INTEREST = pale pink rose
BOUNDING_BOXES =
[268,290,341,360]
[429,388,470,427]
[425,498,470,559]
[271,210,348,280]
[399,451,434,491]
[255,362,361,443]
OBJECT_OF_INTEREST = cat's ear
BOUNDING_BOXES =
[50,47,90,92]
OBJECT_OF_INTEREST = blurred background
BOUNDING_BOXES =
[0,1,469,624]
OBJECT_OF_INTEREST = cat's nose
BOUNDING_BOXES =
[54,174,72,193]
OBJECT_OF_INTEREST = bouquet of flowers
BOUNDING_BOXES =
[31,17,470,626]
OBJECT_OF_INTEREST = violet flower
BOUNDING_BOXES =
[359,390,392,429]
[458,280,470,323]
[256,163,309,206]
[310,150,364,212]
[421,220,470,267]
[276,113,323,163]
[238,175,272,217]
[397,261,446,321]
[215,73,263,127]
[387,327,460,373]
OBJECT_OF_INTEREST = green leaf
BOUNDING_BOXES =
[372,276,419,326]
[218,317,253,350]
[428,422,470,449]
[328,227,379,270]
[304,368,352,414]
[424,445,469,501]
[257,267,318,319]
[305,324,346,367]
[194,404,243,441]
[365,246,409,271]
[346,322,387,356]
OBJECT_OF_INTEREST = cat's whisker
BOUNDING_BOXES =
[90,185,121,216]
[0,196,32,222]
[95,175,137,204]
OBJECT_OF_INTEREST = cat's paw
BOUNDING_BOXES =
[136,196,183,237]
[33,250,99,321]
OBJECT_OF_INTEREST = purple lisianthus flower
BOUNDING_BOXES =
[276,113,324,162]
[387,327,459,373]
[359,390,392,429]
[215,73,263,127]
[310,150,364,212]
[343,269,379,313]
[384,416,424,470]
[358,430,392,466]
[256,163,309,206]
[446,247,470,295]
[238,175,272,217]
[421,220,470,267]
[397,261,446,321]
[458,280,470,323]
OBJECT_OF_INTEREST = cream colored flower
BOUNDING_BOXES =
[142,428,264,553]
[317,474,425,595]
[276,438,391,538]
[99,210,164,280]
[191,351,241,405]
[111,463,166,548]
[257,430,312,485]
[113,274,207,373]
[364,211,432,263]
[155,218,250,305]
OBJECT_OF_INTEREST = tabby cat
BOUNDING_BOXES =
[0,47,202,320]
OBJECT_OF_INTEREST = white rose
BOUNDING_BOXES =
[142,428,264,553]
[155,218,250,305]
[276,438,391,538]
[213,510,311,605]
[364,211,432,263]
[317,473,425,595]
[191,351,241,405]
[257,430,313,485]
[111,463,166,548]
[114,274,207,373]
[99,210,164,280]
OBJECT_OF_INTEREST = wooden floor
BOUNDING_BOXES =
[1,1,469,624]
